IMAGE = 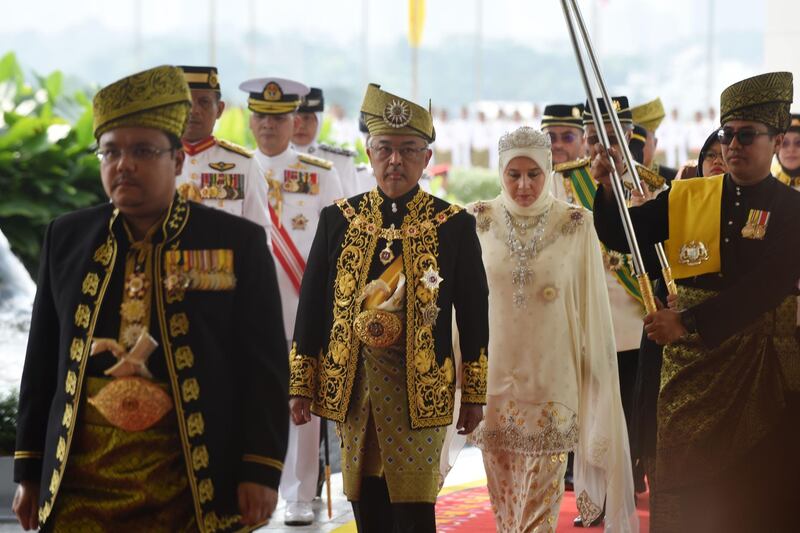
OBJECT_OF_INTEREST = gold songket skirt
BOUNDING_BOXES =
[338,343,446,504]
[47,377,196,532]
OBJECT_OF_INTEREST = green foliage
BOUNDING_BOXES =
[445,166,500,205]
[0,52,104,276]
[0,390,17,455]
[214,105,256,149]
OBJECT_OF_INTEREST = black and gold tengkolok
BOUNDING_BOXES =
[360,83,436,142]
[631,97,666,133]
[92,65,192,140]
[289,186,489,429]
[582,95,633,126]
[541,103,585,130]
[720,71,793,132]
[179,65,221,93]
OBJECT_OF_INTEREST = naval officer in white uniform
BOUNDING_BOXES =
[240,76,344,526]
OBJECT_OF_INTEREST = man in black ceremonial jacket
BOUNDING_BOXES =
[591,71,800,533]
[288,83,489,533]
[12,65,288,533]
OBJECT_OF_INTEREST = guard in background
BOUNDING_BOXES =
[240,76,344,526]
[175,66,271,244]
[292,87,366,197]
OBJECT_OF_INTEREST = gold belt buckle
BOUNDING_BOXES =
[88,377,173,432]
[354,309,403,348]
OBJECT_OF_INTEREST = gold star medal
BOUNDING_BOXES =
[291,214,309,230]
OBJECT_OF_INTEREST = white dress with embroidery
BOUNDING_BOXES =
[468,195,637,533]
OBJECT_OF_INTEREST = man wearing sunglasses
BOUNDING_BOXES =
[592,71,800,532]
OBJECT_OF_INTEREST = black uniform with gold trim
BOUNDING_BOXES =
[289,185,489,426]
[14,197,288,532]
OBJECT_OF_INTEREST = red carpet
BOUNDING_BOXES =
[435,485,650,532]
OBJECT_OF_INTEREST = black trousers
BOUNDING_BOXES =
[350,476,436,533]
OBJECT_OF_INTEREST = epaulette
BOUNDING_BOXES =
[554,157,590,173]
[216,138,253,158]
[634,163,666,189]
[298,153,334,170]
[318,143,357,158]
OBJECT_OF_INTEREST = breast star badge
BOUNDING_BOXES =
[420,266,443,291]
[291,213,309,230]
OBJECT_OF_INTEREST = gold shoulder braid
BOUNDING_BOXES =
[313,190,462,428]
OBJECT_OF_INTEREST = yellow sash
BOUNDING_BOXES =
[363,254,404,310]
[664,175,723,279]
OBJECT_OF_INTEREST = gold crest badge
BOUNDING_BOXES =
[679,241,709,266]
[263,82,283,101]
[383,99,412,128]
[209,161,235,172]
[571,106,581,118]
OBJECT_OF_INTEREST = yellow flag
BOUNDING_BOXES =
[408,0,426,48]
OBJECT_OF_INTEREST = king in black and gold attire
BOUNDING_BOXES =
[593,72,800,533]
[289,84,489,532]
[13,66,288,533]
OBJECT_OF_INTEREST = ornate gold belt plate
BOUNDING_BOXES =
[354,309,403,348]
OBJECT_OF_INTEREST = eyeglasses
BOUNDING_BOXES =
[586,134,619,146]
[547,131,580,144]
[96,145,174,165]
[701,150,723,162]
[780,137,800,149]
[717,128,771,146]
[369,144,429,162]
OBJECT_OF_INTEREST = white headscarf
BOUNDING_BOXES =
[498,127,554,217]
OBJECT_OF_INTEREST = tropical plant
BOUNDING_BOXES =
[0,390,17,455]
[0,52,105,276]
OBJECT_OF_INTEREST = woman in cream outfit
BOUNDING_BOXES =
[468,127,637,533]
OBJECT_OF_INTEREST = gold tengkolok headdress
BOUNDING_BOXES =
[631,97,666,133]
[92,65,192,140]
[360,83,435,142]
[720,72,793,132]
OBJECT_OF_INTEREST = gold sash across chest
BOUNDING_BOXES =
[354,255,405,348]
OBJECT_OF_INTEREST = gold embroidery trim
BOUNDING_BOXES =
[288,342,318,398]
[41,218,119,526]
[312,193,381,422]
[576,490,603,524]
[462,350,488,404]
[13,451,43,460]
[242,454,284,471]
[317,191,462,428]
[203,511,243,533]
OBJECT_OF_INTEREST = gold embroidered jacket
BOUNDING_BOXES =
[14,196,289,533]
[289,187,489,429]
